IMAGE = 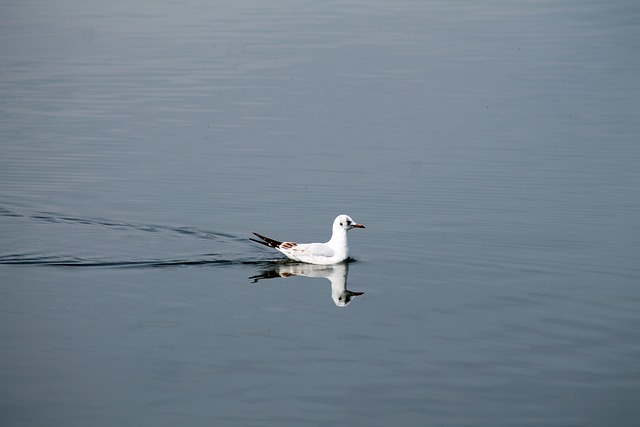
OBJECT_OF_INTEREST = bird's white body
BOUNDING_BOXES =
[251,214,365,265]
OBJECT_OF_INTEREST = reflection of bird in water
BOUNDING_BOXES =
[250,214,365,265]
[249,262,364,307]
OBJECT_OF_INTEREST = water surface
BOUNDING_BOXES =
[1,1,639,426]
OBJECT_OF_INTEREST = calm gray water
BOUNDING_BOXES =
[1,1,639,426]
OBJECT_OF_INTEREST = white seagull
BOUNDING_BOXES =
[251,214,365,265]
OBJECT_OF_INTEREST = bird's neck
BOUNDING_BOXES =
[328,228,348,248]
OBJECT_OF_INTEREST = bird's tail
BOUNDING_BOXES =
[250,232,283,249]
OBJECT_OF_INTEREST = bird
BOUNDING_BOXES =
[250,214,365,265]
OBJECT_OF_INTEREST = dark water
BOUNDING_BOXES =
[1,1,639,426]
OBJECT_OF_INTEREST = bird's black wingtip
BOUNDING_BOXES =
[250,232,283,249]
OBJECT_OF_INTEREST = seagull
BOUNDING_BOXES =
[250,214,365,265]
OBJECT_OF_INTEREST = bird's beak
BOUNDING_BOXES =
[353,223,365,229]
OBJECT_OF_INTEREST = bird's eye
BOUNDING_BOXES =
[346,220,352,225]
